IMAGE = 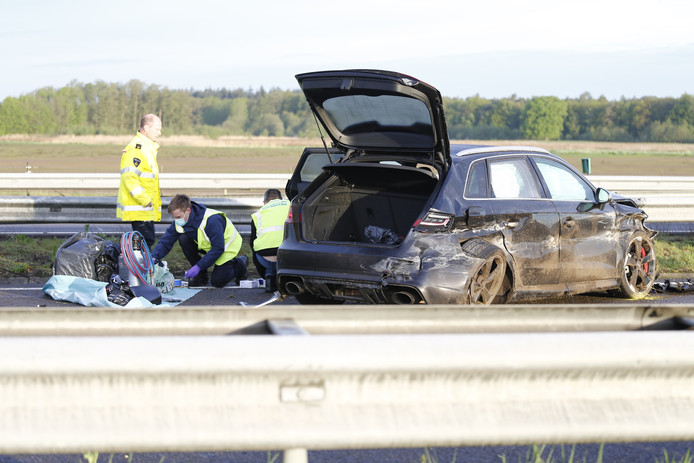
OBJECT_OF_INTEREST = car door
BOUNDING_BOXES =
[531,156,618,283]
[481,156,561,287]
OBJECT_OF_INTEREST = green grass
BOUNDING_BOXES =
[654,236,694,273]
[424,444,694,463]
[0,234,691,281]
[498,444,603,463]
[657,450,694,463]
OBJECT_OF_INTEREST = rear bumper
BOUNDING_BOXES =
[278,270,424,304]
[277,232,479,304]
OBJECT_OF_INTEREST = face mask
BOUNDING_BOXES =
[175,218,187,227]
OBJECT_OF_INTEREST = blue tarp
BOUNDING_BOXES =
[42,275,200,308]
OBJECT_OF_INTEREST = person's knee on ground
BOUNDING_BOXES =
[208,256,247,288]
[210,264,230,288]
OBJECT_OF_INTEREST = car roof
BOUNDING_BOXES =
[451,144,551,158]
[450,143,489,155]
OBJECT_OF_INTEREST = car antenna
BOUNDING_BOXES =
[312,112,338,163]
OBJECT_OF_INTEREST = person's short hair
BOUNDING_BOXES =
[140,113,159,129]
[168,194,191,214]
[264,189,282,202]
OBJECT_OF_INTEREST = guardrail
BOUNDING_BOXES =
[0,172,290,193]
[589,175,694,195]
[0,195,261,225]
[1,304,692,335]
[588,175,694,223]
[1,304,693,461]
[0,174,693,224]
[3,173,694,195]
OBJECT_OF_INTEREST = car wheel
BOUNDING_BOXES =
[462,239,507,305]
[294,292,345,305]
[615,230,657,299]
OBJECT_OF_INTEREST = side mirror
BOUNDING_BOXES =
[595,187,610,204]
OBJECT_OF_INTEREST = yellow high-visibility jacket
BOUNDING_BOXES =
[116,132,161,222]
[252,199,290,252]
[176,208,242,266]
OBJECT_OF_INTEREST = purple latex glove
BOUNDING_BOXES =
[184,264,201,279]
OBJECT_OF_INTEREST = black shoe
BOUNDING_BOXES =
[265,276,277,293]
[234,255,249,285]
[189,272,209,287]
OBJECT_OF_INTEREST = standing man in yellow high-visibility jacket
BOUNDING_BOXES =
[251,188,290,292]
[117,114,162,250]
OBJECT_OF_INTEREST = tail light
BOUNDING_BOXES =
[286,206,300,224]
[414,210,454,233]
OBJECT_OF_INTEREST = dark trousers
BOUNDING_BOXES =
[131,221,156,251]
[178,233,238,288]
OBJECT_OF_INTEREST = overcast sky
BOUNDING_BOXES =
[1,0,692,101]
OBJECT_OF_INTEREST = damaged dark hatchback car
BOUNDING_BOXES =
[277,69,657,304]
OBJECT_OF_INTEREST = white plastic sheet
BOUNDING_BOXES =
[42,275,199,308]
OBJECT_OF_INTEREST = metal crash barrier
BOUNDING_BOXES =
[0,195,261,225]
[0,172,289,193]
[1,174,694,224]
[0,304,693,463]
[1,304,693,336]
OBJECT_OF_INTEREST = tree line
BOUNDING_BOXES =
[1,80,693,142]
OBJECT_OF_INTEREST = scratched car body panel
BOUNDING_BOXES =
[277,70,657,304]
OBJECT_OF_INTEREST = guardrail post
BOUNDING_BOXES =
[581,158,591,174]
[283,448,308,463]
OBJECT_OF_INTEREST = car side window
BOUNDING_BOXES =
[534,158,593,201]
[488,158,541,199]
[300,152,339,183]
[465,160,488,198]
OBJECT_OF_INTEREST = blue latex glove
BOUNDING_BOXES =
[184,264,201,279]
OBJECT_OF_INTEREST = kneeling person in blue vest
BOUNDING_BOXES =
[151,194,248,287]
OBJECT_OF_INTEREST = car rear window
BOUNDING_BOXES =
[324,94,432,135]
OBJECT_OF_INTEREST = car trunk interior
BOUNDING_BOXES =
[301,163,440,243]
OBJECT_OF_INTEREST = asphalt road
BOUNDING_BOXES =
[0,278,299,308]
[3,276,694,308]
[2,442,694,463]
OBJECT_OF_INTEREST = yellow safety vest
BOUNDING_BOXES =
[116,132,161,222]
[252,199,290,252]
[176,208,241,266]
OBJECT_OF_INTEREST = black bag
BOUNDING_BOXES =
[95,240,120,282]
[53,232,120,282]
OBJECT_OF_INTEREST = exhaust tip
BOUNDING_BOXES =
[284,280,305,296]
[389,290,420,305]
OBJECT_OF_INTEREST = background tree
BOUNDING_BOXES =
[1,81,693,142]
[669,94,694,126]
[521,96,568,140]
